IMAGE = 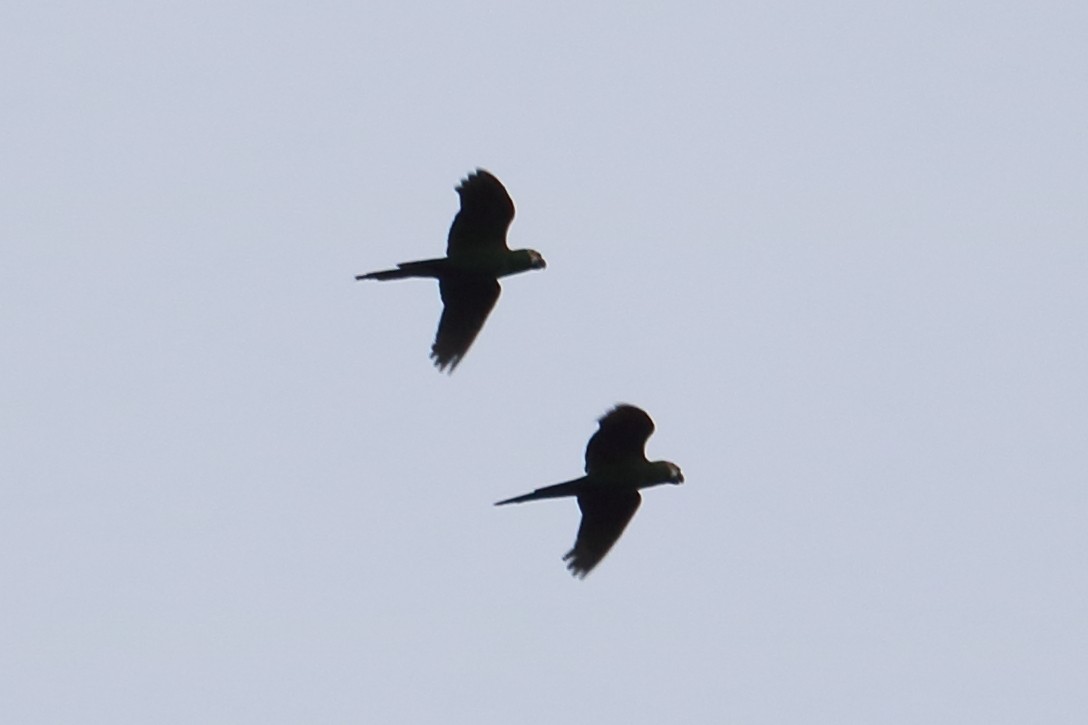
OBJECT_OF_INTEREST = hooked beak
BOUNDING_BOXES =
[669,463,684,484]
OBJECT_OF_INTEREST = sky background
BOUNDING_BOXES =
[2,2,1086,723]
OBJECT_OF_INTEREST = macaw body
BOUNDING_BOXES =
[361,248,543,282]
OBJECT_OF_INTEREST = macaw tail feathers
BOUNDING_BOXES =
[494,477,587,506]
[355,258,449,281]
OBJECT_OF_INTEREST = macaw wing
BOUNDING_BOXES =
[447,169,515,256]
[584,405,655,473]
[431,277,501,372]
[563,490,642,577]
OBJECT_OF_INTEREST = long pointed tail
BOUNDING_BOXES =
[355,258,449,281]
[494,477,587,506]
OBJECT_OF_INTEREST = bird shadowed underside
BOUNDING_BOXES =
[354,169,546,372]
[495,405,684,578]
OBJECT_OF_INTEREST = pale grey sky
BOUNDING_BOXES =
[2,2,1086,723]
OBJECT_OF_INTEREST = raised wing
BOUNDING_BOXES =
[447,170,515,256]
[431,277,501,372]
[584,405,655,473]
[563,490,642,577]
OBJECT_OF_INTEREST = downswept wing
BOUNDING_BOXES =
[584,405,655,473]
[563,490,642,577]
[431,277,501,372]
[447,170,515,256]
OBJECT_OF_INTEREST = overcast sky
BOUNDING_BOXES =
[3,2,1086,723]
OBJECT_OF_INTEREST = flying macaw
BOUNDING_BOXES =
[496,405,684,577]
[355,169,546,372]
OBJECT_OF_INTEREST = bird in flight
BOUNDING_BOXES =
[496,405,684,577]
[355,169,546,372]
